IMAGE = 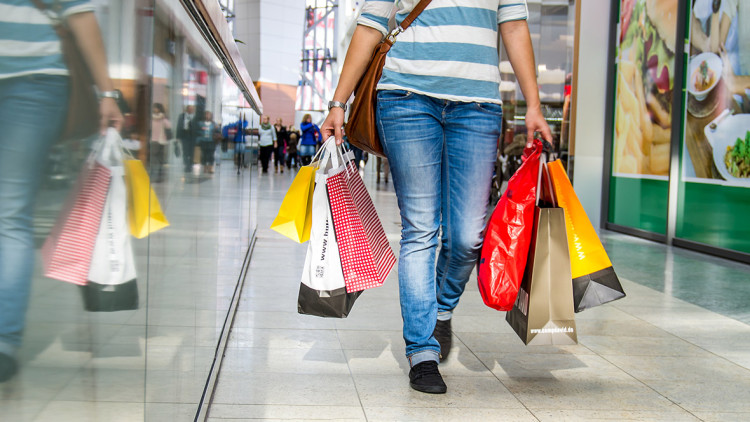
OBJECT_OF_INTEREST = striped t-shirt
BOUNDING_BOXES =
[0,0,94,80]
[358,0,528,104]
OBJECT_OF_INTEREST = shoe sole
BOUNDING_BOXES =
[409,382,447,394]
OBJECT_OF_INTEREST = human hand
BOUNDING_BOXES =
[320,107,346,145]
[525,107,552,148]
[100,97,123,132]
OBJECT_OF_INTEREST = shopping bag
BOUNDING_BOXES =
[506,162,577,345]
[271,165,317,243]
[42,135,113,285]
[478,139,544,311]
[325,138,396,293]
[298,141,361,317]
[84,131,139,311]
[124,159,170,239]
[547,160,625,312]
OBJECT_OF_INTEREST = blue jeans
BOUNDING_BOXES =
[299,144,316,157]
[0,75,69,357]
[376,90,501,365]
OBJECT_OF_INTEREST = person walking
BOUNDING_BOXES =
[299,114,321,166]
[286,125,300,169]
[150,103,171,182]
[273,118,288,173]
[196,111,218,174]
[258,115,276,173]
[321,0,552,394]
[0,3,123,382]
[176,105,197,173]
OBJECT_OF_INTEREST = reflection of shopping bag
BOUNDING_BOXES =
[325,138,395,293]
[478,140,544,311]
[298,149,361,317]
[173,140,181,157]
[506,162,577,345]
[271,165,317,243]
[42,136,113,285]
[84,130,139,311]
[124,159,170,239]
[547,160,625,312]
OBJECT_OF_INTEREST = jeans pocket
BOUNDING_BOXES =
[473,102,504,116]
[377,89,414,102]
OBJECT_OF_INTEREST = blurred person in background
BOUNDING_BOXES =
[0,0,122,382]
[150,102,171,182]
[273,118,288,173]
[299,114,321,166]
[258,115,276,173]
[286,125,300,169]
[321,0,551,394]
[196,110,217,174]
[176,105,197,173]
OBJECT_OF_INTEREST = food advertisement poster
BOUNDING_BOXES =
[613,0,677,177]
[683,0,750,187]
[675,0,750,256]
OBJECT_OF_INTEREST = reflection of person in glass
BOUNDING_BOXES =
[150,103,172,182]
[196,111,217,174]
[176,105,197,173]
[0,2,122,381]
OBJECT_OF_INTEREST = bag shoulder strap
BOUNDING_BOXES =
[399,0,433,31]
[30,0,66,32]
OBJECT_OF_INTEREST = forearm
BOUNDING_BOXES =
[66,12,114,92]
[500,20,541,110]
[331,25,384,103]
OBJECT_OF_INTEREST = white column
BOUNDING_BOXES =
[570,0,613,230]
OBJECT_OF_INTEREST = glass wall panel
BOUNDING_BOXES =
[0,0,258,420]
[499,0,576,176]
[607,0,679,234]
[675,0,750,254]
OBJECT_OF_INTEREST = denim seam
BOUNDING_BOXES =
[436,117,453,314]
[405,346,441,358]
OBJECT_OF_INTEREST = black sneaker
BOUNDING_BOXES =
[434,318,452,362]
[409,360,447,394]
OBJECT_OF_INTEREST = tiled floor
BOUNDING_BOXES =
[210,163,750,422]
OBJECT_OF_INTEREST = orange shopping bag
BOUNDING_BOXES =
[547,160,625,312]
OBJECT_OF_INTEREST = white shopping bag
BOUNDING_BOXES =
[298,142,360,318]
[301,148,345,291]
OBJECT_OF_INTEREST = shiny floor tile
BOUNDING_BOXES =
[209,164,750,421]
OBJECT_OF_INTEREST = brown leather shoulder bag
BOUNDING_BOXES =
[344,0,432,158]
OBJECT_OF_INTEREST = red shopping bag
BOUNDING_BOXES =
[327,158,396,293]
[42,162,111,285]
[477,139,544,311]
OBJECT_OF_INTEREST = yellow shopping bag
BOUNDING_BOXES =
[271,165,317,243]
[124,159,170,239]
